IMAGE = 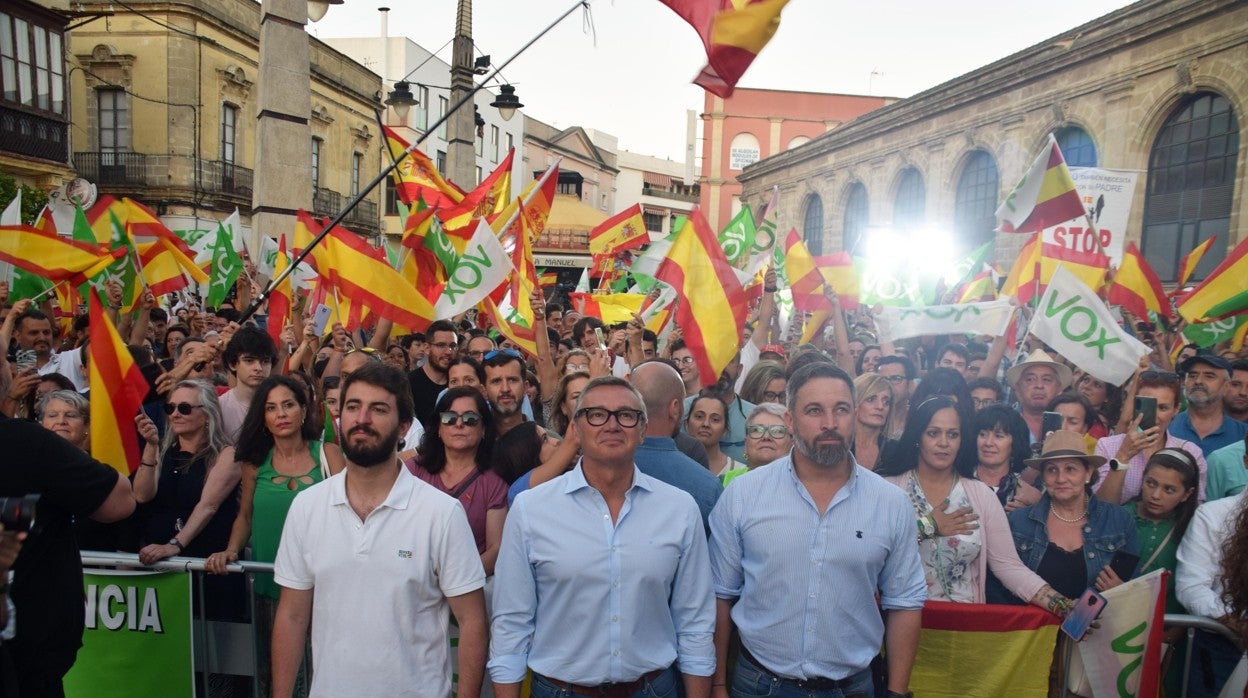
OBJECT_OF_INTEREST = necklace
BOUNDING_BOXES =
[1051,496,1088,523]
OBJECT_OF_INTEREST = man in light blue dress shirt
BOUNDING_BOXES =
[489,376,716,698]
[709,361,926,698]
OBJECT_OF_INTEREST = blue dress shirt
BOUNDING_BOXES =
[635,436,722,530]
[708,455,926,681]
[488,463,716,685]
[1169,411,1248,458]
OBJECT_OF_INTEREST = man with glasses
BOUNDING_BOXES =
[1171,354,1248,458]
[273,363,487,697]
[708,361,925,698]
[877,355,915,439]
[631,361,722,529]
[968,377,1004,413]
[465,334,496,363]
[410,320,458,427]
[489,375,715,698]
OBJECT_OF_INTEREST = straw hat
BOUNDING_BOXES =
[1023,429,1106,469]
[1005,348,1074,391]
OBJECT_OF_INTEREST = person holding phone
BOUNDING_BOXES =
[1093,371,1207,505]
[1007,430,1138,602]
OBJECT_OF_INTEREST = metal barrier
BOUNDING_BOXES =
[81,551,275,698]
[1164,614,1243,698]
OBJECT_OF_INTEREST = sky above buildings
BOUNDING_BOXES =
[315,0,1136,164]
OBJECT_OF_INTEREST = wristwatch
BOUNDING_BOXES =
[167,537,184,552]
[1108,458,1126,472]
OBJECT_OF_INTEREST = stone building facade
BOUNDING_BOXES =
[737,0,1246,283]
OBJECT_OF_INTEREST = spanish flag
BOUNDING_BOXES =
[659,0,790,98]
[538,271,559,289]
[912,602,1059,698]
[654,210,746,387]
[382,126,464,209]
[569,291,671,334]
[781,228,858,311]
[295,211,435,331]
[589,203,649,255]
[1176,235,1217,287]
[1177,234,1248,323]
[1000,235,1108,304]
[437,148,514,233]
[996,134,1086,234]
[1108,241,1168,321]
[88,288,149,475]
[0,224,122,283]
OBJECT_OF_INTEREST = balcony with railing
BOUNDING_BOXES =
[343,198,379,233]
[0,105,69,164]
[73,151,149,187]
[199,160,253,199]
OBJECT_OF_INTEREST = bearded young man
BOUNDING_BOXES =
[270,363,487,698]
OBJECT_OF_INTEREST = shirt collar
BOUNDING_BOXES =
[329,461,415,511]
[562,461,655,495]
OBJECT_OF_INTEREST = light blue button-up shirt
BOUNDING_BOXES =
[488,462,716,684]
[708,455,926,681]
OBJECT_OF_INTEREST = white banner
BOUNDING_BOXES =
[434,219,512,318]
[1041,167,1140,265]
[876,299,1015,342]
[1030,264,1150,385]
[1069,569,1166,698]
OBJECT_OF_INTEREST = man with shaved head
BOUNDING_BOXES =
[630,361,722,528]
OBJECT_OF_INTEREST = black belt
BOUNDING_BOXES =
[740,646,860,691]
[534,668,665,698]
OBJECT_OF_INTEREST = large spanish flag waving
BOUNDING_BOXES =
[654,210,746,387]
[659,0,790,97]
[88,288,149,475]
[1177,233,1248,323]
[912,602,1059,697]
[382,126,464,209]
[0,224,122,283]
[1108,241,1168,321]
[1176,235,1217,287]
[996,134,1086,234]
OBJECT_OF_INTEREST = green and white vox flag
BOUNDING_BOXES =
[876,298,1015,343]
[433,218,512,319]
[1030,264,1149,385]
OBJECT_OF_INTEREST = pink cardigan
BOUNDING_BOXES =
[886,475,1048,604]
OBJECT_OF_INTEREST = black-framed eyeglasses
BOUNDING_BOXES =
[429,341,457,351]
[746,424,789,440]
[484,348,521,361]
[762,390,786,402]
[1141,371,1180,382]
[439,410,483,427]
[575,407,644,428]
[164,402,202,416]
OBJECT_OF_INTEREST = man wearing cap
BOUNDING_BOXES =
[1006,348,1073,447]
[1170,354,1248,458]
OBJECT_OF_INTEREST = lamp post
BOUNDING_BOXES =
[446,0,478,188]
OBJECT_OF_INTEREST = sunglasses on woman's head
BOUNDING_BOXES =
[439,410,482,427]
[164,402,202,416]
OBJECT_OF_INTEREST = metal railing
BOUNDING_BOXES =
[0,104,69,163]
[73,151,149,186]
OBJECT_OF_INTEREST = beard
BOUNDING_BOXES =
[492,396,520,417]
[342,424,402,468]
[1185,388,1217,408]
[794,431,850,466]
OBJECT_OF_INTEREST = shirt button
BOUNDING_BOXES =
[612,580,620,587]
[611,615,619,622]
[613,650,620,657]
[611,545,617,551]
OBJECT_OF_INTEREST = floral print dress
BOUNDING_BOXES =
[905,471,983,602]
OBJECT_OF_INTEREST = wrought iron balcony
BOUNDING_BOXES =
[343,198,379,233]
[73,151,148,186]
[199,160,254,199]
[0,105,69,163]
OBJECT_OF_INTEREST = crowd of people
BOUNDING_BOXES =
[5,265,1248,698]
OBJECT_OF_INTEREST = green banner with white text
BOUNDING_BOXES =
[64,570,194,698]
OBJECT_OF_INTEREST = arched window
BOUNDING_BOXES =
[843,183,869,254]
[953,150,999,251]
[729,132,761,171]
[1142,92,1239,282]
[787,135,810,150]
[893,168,925,231]
[1055,125,1098,168]
[802,194,824,255]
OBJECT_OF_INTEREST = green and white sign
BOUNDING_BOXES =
[65,570,193,698]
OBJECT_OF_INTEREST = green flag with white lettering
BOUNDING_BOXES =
[206,222,242,308]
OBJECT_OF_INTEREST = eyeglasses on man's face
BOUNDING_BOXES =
[575,407,644,428]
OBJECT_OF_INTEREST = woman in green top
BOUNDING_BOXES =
[1124,447,1199,695]
[206,374,344,696]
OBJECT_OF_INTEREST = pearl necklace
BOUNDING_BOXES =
[1051,496,1089,523]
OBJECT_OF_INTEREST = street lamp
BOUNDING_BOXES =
[385,80,417,123]
[306,0,342,23]
[490,84,523,121]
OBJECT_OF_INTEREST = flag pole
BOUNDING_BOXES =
[236,0,589,326]
[28,278,67,304]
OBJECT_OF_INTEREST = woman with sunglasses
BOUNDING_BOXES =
[877,397,1066,609]
[722,403,793,485]
[204,375,343,696]
[1094,370,1207,505]
[686,393,744,477]
[738,360,786,406]
[411,387,508,574]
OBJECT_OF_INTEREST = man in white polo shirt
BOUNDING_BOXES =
[271,363,487,697]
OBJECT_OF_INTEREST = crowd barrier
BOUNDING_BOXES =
[74,552,1244,698]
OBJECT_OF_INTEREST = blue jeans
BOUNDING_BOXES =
[531,666,678,698]
[731,653,873,698]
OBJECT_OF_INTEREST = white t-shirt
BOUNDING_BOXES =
[274,466,486,697]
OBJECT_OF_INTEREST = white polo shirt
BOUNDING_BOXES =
[274,465,486,697]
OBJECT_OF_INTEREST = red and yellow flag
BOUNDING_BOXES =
[589,203,648,255]
[654,210,746,386]
[996,134,1086,234]
[438,148,515,233]
[956,270,997,303]
[659,0,791,98]
[912,602,1059,698]
[88,289,149,475]
[1177,234,1248,323]
[1001,235,1109,305]
[569,291,670,333]
[1176,235,1217,287]
[382,126,464,209]
[295,211,435,331]
[781,228,859,311]
[1108,241,1168,321]
[0,224,122,283]
[267,235,292,349]
[538,271,559,289]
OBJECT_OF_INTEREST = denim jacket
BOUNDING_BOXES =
[1007,493,1139,588]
